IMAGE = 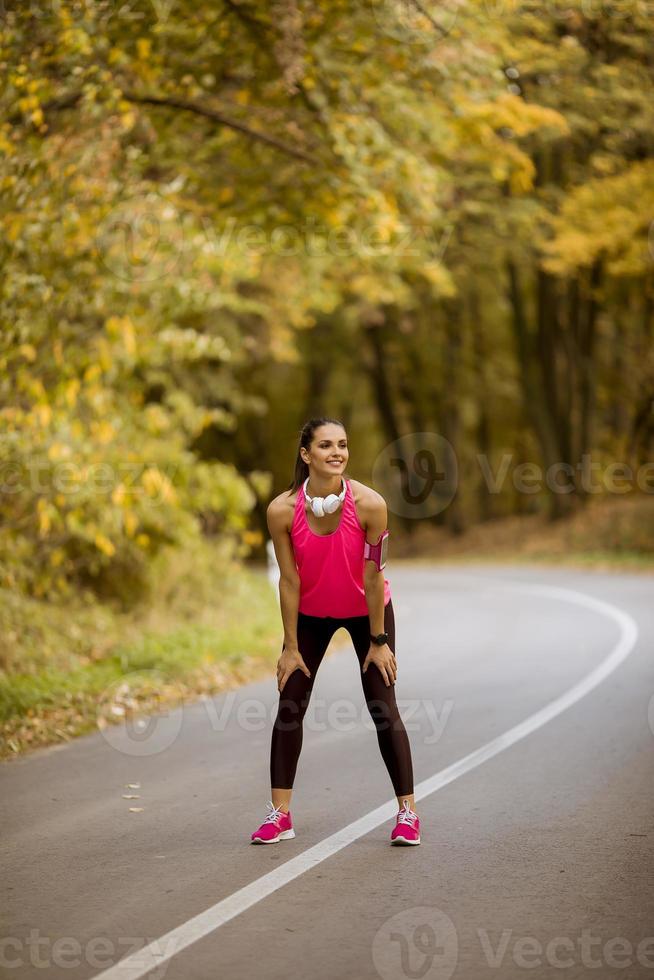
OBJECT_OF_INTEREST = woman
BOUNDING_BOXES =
[250,417,420,846]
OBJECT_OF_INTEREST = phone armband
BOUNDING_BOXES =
[363,528,389,571]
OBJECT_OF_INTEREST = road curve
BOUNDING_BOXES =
[1,563,653,980]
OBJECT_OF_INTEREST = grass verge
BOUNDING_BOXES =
[0,539,282,761]
[392,494,654,574]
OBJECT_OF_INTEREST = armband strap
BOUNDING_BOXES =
[363,528,389,571]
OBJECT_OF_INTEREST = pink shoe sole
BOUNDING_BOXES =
[250,828,296,844]
[391,834,421,845]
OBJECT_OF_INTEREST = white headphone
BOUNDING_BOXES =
[303,476,346,518]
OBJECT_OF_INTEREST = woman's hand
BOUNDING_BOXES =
[362,643,397,687]
[276,644,311,693]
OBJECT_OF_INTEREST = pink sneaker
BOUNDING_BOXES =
[250,801,295,844]
[390,799,421,845]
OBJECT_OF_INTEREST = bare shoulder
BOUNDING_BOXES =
[348,478,387,525]
[267,488,297,533]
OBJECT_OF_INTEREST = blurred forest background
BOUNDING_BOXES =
[1,0,653,754]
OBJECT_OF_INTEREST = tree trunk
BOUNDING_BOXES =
[470,288,494,522]
[506,258,573,520]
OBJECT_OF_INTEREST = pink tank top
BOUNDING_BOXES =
[290,478,392,617]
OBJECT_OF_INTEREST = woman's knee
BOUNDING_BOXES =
[274,692,312,733]
[365,696,399,732]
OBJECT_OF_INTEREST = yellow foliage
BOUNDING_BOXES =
[95,338,114,372]
[83,363,102,382]
[6,214,24,243]
[92,420,116,445]
[37,500,51,537]
[19,343,36,362]
[141,467,177,503]
[18,95,38,113]
[105,316,136,355]
[111,483,126,506]
[47,443,68,461]
[0,133,14,156]
[123,510,139,537]
[94,532,116,557]
[137,38,152,60]
[34,403,52,427]
[119,111,137,132]
[50,549,66,567]
[65,378,80,407]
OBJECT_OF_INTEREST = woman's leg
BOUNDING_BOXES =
[270,612,336,809]
[347,599,415,805]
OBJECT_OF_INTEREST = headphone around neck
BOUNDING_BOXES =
[303,476,346,518]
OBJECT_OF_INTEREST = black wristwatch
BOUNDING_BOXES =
[370,632,389,646]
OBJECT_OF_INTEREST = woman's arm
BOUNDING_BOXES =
[362,494,388,635]
[361,492,396,686]
[267,499,301,651]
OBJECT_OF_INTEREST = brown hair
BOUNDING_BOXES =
[286,417,347,492]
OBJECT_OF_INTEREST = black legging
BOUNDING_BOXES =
[270,598,414,797]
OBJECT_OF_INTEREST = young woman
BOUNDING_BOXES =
[250,416,420,846]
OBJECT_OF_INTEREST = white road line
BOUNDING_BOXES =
[92,580,639,980]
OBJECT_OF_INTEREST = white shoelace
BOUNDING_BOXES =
[397,800,417,825]
[263,801,286,824]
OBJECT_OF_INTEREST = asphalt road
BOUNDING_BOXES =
[1,563,653,980]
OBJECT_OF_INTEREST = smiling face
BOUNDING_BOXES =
[301,423,349,478]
